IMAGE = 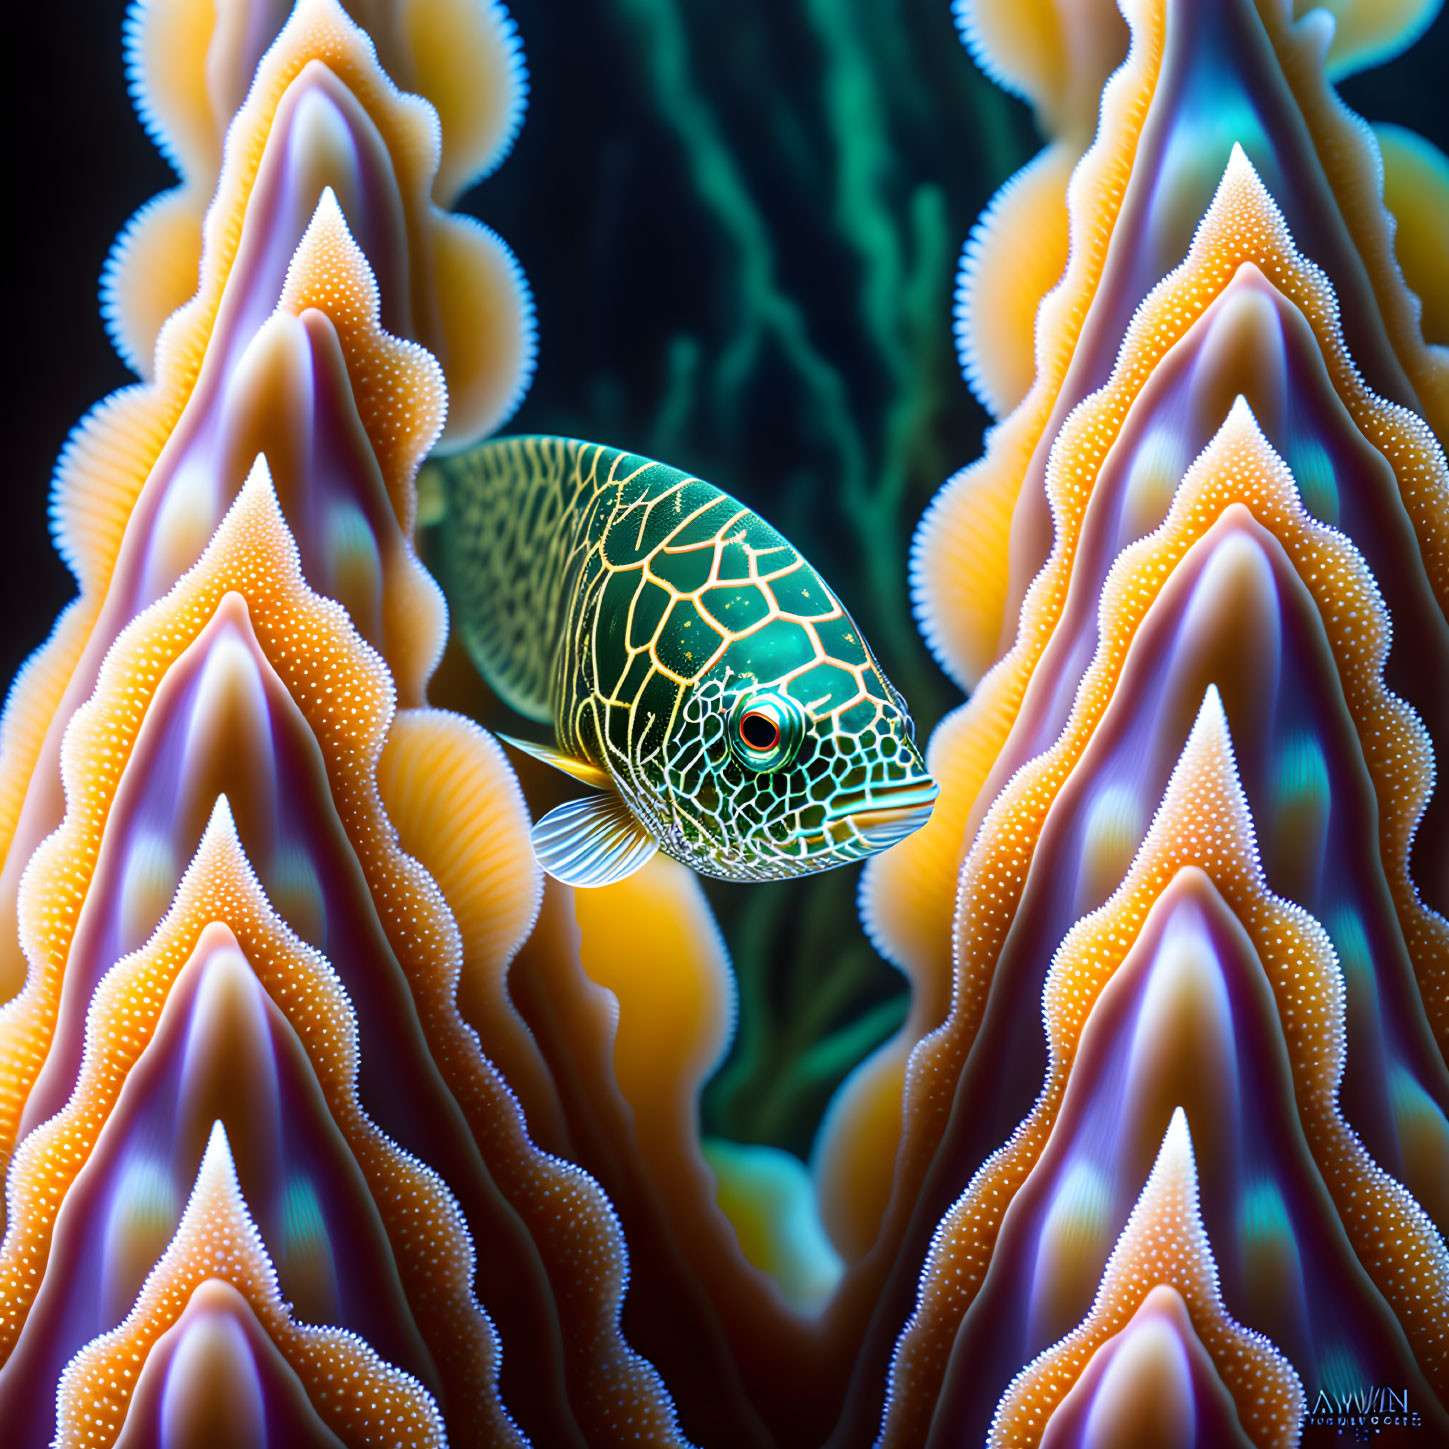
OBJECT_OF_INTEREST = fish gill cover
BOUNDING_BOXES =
[0,1,1445,1447]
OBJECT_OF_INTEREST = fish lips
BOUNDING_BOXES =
[827,776,940,849]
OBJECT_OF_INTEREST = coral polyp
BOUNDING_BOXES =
[1,0,1445,1444]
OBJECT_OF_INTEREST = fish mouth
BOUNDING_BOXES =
[827,777,939,848]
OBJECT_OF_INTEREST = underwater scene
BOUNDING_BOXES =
[1,0,1447,1444]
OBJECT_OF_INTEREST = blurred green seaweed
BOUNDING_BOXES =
[428,0,1037,1162]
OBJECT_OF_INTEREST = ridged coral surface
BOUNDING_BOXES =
[2,0,1446,1446]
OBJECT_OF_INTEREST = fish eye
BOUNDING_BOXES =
[727,690,806,772]
[739,711,780,751]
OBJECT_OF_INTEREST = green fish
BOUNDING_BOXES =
[426,436,937,888]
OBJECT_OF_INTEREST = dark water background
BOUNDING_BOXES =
[4,0,1447,1160]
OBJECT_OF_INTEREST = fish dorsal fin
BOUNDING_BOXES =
[532,793,659,888]
[498,733,612,789]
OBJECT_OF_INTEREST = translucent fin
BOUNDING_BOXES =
[1375,122,1449,347]
[532,793,659,889]
[101,186,205,380]
[957,144,1074,420]
[499,733,612,789]
[400,0,529,201]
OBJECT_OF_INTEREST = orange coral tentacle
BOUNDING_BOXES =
[987,1111,1304,1449]
[54,1122,451,1449]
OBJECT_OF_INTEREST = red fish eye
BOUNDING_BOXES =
[738,710,780,752]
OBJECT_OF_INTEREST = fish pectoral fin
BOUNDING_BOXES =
[499,733,612,789]
[531,793,660,889]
